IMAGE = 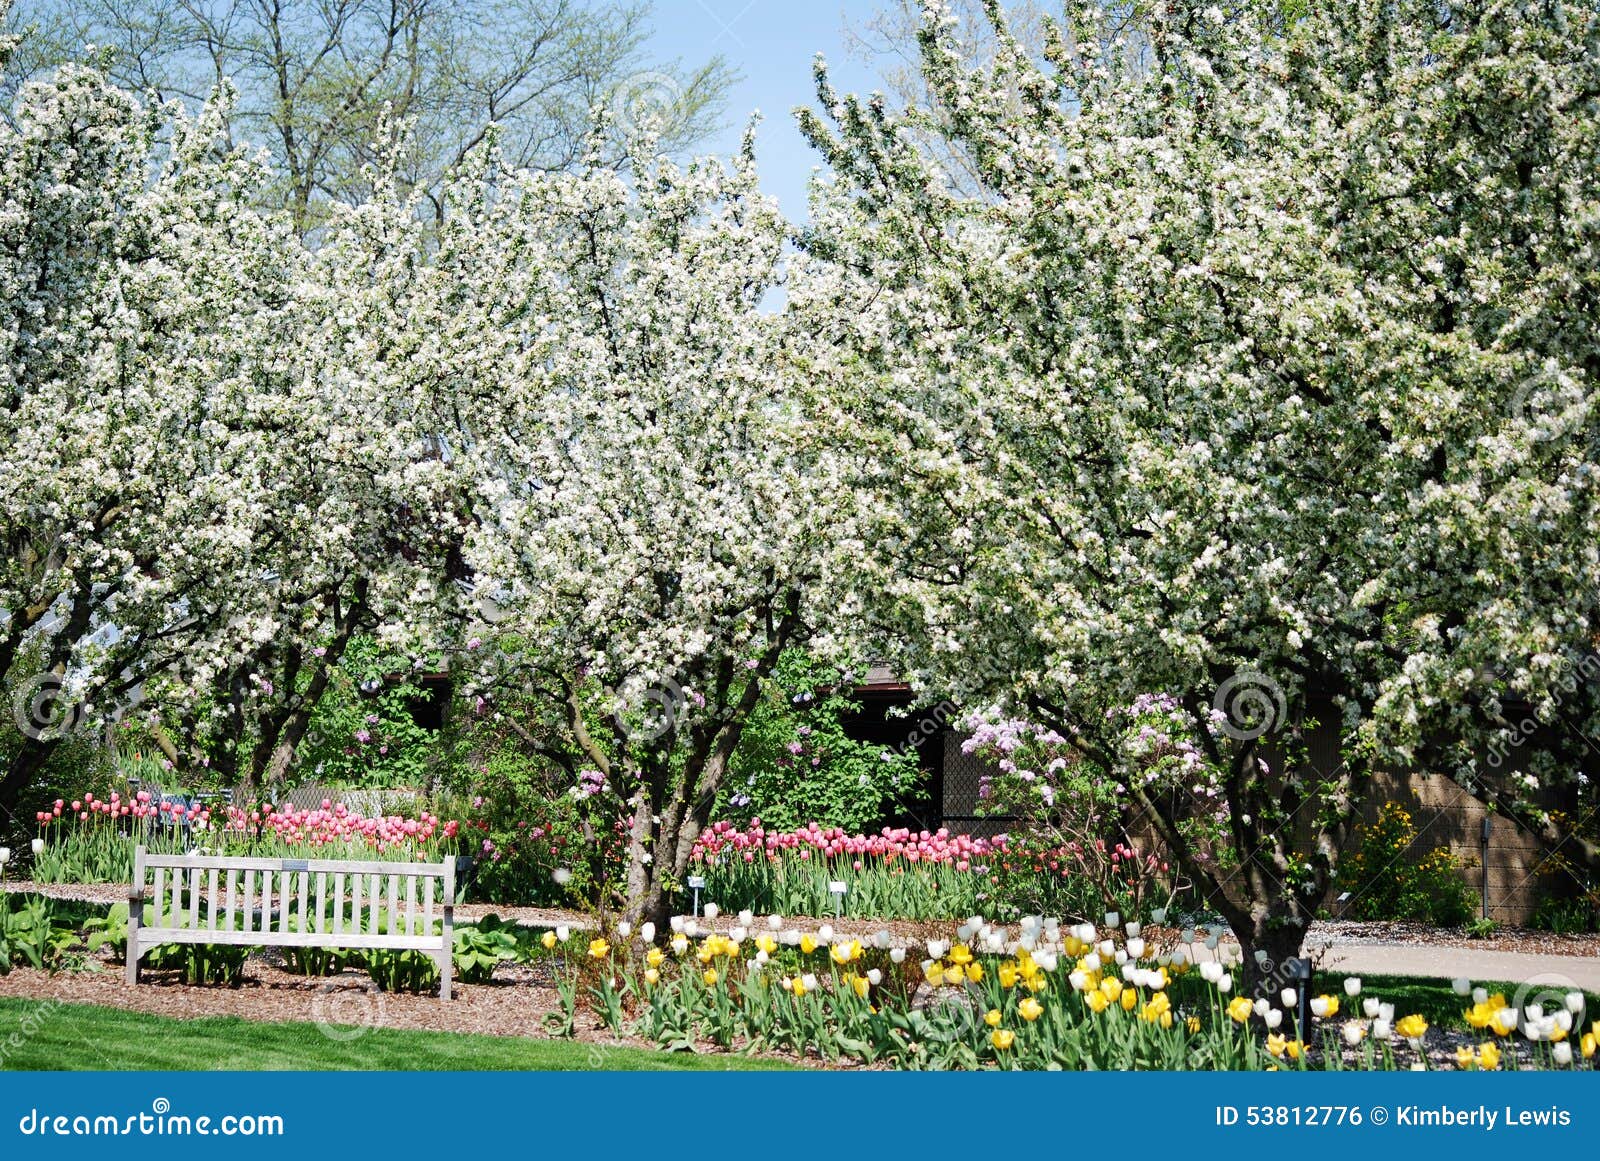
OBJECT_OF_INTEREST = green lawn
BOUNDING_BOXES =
[0,999,796,1071]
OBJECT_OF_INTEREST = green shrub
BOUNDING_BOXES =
[1337,802,1478,926]
[367,948,440,993]
[717,651,924,833]
[452,915,519,983]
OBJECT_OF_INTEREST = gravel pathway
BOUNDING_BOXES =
[8,880,1598,989]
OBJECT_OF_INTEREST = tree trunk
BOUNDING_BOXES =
[0,737,61,831]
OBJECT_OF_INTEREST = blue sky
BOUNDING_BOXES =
[645,1,893,219]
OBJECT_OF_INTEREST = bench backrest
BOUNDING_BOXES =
[131,846,455,949]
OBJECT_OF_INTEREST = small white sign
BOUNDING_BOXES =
[687,875,706,890]
[828,881,848,895]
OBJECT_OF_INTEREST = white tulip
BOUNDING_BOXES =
[1114,949,1128,965]
[738,910,754,928]
[1378,1003,1394,1023]
[1494,1008,1519,1034]
[1311,997,1329,1018]
[670,916,685,933]
[1104,912,1120,928]
[1098,939,1115,958]
[30,839,44,856]
[1451,977,1472,996]
[1125,921,1141,939]
[1216,974,1233,993]
[1362,998,1380,1019]
[1372,1019,1392,1041]
[866,968,882,986]
[1068,970,1088,991]
[889,947,906,964]
[801,973,818,992]
[639,922,655,944]
[1083,954,1101,972]
[1126,938,1146,959]
[1525,1003,1544,1023]
[1472,987,1488,1005]
[817,923,833,943]
[1150,908,1168,924]
[1280,988,1298,1009]
[1344,977,1362,997]
[702,903,719,921]
[873,929,891,948]
[616,921,632,939]
[555,925,571,942]
[1566,992,1586,1014]
[767,915,783,930]
[1264,1008,1284,1029]
[1342,1021,1365,1046]
[1553,1041,1573,1065]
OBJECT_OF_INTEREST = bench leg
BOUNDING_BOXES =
[438,951,453,1002]
[125,899,143,986]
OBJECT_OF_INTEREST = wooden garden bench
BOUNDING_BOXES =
[126,846,457,999]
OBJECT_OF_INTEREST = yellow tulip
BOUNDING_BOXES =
[1479,1041,1502,1070]
[541,931,558,950]
[702,968,719,986]
[998,963,1019,989]
[1266,1033,1288,1058]
[1085,990,1111,1014]
[849,974,870,999]
[647,947,665,968]
[926,962,947,987]
[1139,993,1171,1025]
[830,940,861,966]
[946,944,973,966]
[1121,987,1137,1011]
[800,934,818,954]
[1578,1033,1595,1060]
[1227,996,1254,1023]
[965,963,984,983]
[1395,1014,1428,1041]
[1454,1045,1475,1070]
[985,1009,1003,1028]
[1186,1015,1202,1034]
[588,938,610,959]
[789,977,807,997]
[1100,978,1122,1002]
[991,1028,1015,1051]
[1018,997,1044,1022]
[643,967,660,985]
[756,933,777,955]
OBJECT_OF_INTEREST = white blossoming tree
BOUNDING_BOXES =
[0,52,310,817]
[0,34,455,814]
[800,0,1600,975]
[359,132,862,925]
